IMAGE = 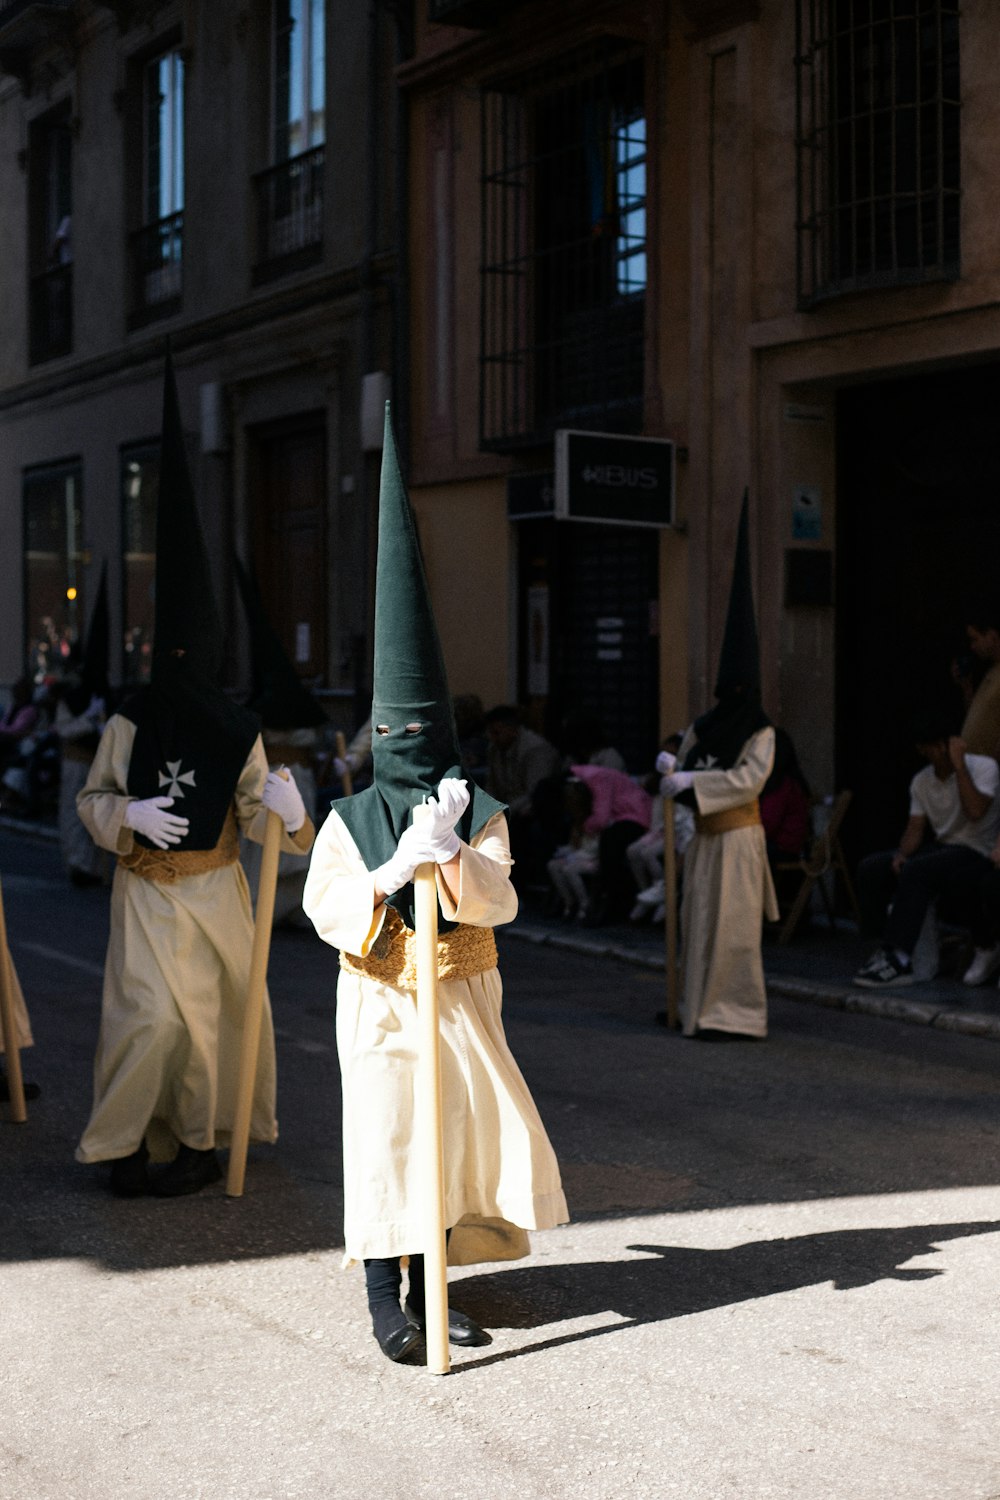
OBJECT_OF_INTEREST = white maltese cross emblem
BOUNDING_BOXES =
[158,760,197,798]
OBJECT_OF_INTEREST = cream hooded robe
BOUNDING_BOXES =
[303,806,568,1267]
[678,724,779,1039]
[75,713,313,1164]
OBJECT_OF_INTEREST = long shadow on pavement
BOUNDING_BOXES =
[449,1219,1000,1371]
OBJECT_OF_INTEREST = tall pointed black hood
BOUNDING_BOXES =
[683,490,770,771]
[233,554,326,730]
[81,559,110,702]
[120,352,260,850]
[335,404,504,930]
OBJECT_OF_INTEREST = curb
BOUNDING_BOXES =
[502,921,1000,1044]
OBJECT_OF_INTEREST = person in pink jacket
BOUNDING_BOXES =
[569,763,652,923]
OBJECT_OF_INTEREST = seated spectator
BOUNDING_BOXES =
[546,779,601,919]
[485,705,561,885]
[0,677,39,766]
[629,734,695,922]
[569,762,652,924]
[961,601,1000,758]
[853,710,1000,989]
[761,727,812,872]
[559,712,626,773]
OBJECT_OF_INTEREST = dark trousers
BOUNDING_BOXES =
[977,864,1000,945]
[857,843,991,955]
[594,819,647,920]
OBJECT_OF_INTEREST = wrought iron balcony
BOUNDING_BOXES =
[29,261,72,363]
[252,145,324,284]
[128,211,183,326]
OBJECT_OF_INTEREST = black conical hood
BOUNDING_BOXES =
[81,560,110,699]
[234,554,326,730]
[119,352,260,851]
[684,490,770,771]
[152,348,224,676]
[714,490,761,701]
[335,404,504,930]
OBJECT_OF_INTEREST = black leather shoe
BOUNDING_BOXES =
[376,1318,424,1364]
[405,1300,492,1348]
[150,1144,222,1197]
[109,1141,149,1198]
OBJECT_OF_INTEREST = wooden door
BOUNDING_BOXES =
[251,415,327,680]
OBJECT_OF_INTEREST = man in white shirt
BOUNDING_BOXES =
[854,715,1000,988]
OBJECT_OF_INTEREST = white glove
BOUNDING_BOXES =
[660,770,695,799]
[333,755,348,778]
[418,778,471,861]
[262,769,306,833]
[124,795,190,849]
[85,694,106,725]
[374,824,443,896]
[655,750,676,776]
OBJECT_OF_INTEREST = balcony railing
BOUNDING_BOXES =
[29,262,72,363]
[252,145,324,284]
[128,211,183,326]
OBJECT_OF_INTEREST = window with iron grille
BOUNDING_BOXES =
[128,48,184,325]
[796,0,960,305]
[253,0,325,280]
[27,103,72,364]
[480,45,646,450]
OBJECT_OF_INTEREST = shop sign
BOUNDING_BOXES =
[554,430,675,528]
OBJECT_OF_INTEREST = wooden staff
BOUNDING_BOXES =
[226,771,287,1197]
[335,730,354,797]
[663,796,680,1029]
[413,801,450,1375]
[0,876,27,1122]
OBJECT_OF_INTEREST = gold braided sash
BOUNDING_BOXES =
[119,809,240,884]
[340,904,497,988]
[694,798,762,836]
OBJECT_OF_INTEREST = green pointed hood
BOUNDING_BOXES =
[234,553,326,730]
[335,404,505,930]
[684,489,770,772]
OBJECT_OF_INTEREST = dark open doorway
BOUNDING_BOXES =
[836,362,1000,861]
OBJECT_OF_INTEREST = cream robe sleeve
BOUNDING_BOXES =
[235,735,315,854]
[303,808,517,959]
[76,714,139,855]
[77,721,314,857]
[688,726,776,816]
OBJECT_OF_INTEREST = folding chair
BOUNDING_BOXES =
[775,789,861,945]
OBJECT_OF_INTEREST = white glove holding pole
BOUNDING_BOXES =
[124,796,190,849]
[419,777,471,860]
[374,778,471,895]
[660,770,695,799]
[655,750,676,776]
[262,768,306,833]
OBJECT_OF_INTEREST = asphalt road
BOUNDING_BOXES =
[2,830,999,1500]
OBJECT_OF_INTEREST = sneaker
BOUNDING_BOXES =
[962,944,1000,986]
[853,949,914,988]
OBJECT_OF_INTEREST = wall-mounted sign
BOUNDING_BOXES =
[555,430,675,528]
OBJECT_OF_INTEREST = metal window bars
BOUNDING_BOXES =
[480,44,646,451]
[796,0,960,306]
[128,210,183,324]
[252,144,325,282]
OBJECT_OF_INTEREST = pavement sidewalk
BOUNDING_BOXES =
[506,901,1000,1044]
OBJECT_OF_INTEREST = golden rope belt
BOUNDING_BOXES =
[339,903,498,988]
[694,798,762,836]
[119,809,240,884]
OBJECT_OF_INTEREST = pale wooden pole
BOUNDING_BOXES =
[226,775,286,1197]
[0,876,27,1122]
[663,797,680,1030]
[334,730,354,797]
[413,801,450,1375]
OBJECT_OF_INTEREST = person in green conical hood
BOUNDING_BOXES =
[75,350,315,1200]
[333,402,504,933]
[303,404,567,1367]
[659,488,779,1040]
